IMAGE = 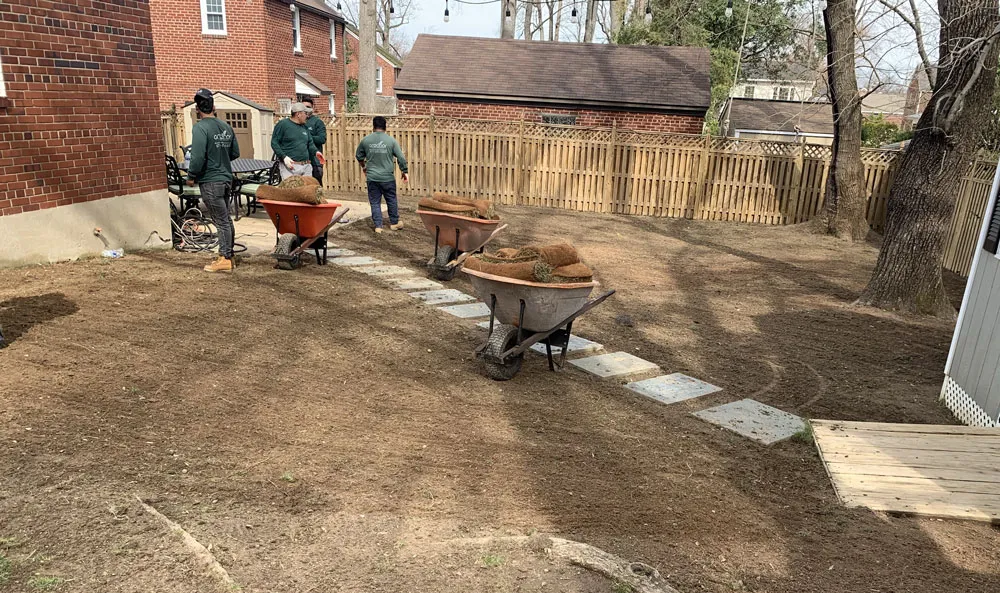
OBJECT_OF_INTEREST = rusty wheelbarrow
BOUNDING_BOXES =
[464,267,615,380]
[258,199,349,270]
[417,209,507,281]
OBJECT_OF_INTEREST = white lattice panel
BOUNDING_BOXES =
[941,376,997,427]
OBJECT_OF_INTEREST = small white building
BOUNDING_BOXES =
[943,160,1000,426]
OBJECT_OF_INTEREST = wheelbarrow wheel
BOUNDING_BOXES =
[275,233,302,270]
[432,245,456,281]
[482,324,523,381]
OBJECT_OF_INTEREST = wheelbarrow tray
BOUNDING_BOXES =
[259,200,343,238]
[417,209,501,253]
[464,267,598,333]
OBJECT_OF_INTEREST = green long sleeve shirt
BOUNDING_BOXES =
[305,115,327,167]
[271,118,318,163]
[187,117,240,184]
[355,131,407,183]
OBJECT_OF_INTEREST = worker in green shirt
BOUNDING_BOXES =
[356,116,408,234]
[186,88,240,273]
[271,102,324,180]
[302,97,327,185]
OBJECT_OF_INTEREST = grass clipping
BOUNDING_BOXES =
[464,242,593,284]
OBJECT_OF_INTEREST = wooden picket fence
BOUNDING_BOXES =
[324,114,994,275]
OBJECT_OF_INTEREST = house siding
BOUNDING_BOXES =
[0,0,164,215]
[397,98,704,134]
[949,249,1000,424]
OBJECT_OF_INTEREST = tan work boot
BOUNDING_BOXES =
[374,227,384,234]
[204,256,233,273]
[390,222,404,231]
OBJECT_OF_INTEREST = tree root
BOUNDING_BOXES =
[547,537,681,593]
[135,495,236,589]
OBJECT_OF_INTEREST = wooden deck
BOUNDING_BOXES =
[811,420,1000,522]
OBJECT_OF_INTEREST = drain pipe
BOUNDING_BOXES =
[945,155,1000,375]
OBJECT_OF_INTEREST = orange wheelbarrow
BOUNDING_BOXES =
[416,209,507,281]
[258,200,349,270]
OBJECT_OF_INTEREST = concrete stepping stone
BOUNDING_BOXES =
[333,256,382,267]
[569,352,659,378]
[476,321,492,330]
[626,373,722,405]
[359,265,416,278]
[439,302,491,319]
[409,289,475,306]
[326,248,356,258]
[529,335,603,356]
[392,278,443,291]
[693,399,805,445]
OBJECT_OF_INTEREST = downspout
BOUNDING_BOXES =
[945,156,1000,375]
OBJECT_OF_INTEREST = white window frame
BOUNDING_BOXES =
[292,8,302,53]
[743,85,755,99]
[330,20,337,59]
[200,0,227,36]
[376,67,383,94]
[329,95,336,116]
[0,54,6,98]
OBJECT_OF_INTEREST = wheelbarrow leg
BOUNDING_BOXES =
[488,294,497,336]
[433,226,440,260]
[516,299,526,347]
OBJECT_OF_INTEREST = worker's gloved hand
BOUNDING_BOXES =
[316,152,326,166]
[283,156,294,169]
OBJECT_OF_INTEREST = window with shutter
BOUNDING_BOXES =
[984,198,1000,255]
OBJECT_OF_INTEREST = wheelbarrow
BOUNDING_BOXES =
[465,267,615,380]
[417,209,507,281]
[258,199,349,270]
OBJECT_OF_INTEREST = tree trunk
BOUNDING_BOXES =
[553,0,563,41]
[858,0,1000,316]
[819,0,869,241]
[524,3,533,40]
[501,0,516,38]
[358,0,378,113]
[584,0,597,42]
[537,5,544,40]
[609,0,625,41]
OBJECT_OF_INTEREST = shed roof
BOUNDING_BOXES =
[183,91,274,112]
[728,98,833,135]
[395,35,711,113]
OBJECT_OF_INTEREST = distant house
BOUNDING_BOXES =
[733,63,821,103]
[150,0,349,156]
[344,24,402,100]
[904,65,935,128]
[721,98,834,145]
[395,35,711,133]
[861,92,908,126]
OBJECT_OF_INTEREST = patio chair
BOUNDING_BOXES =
[234,159,280,217]
[165,155,202,213]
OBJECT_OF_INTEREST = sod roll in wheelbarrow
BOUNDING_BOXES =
[463,242,594,284]
[257,175,327,205]
[417,192,498,220]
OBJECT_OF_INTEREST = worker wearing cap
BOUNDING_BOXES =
[271,102,324,180]
[301,97,327,185]
[186,88,240,273]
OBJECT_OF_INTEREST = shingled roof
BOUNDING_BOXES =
[395,35,711,114]
[727,98,833,135]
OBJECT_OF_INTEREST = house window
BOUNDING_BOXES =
[277,98,292,115]
[330,20,337,58]
[292,8,302,53]
[329,95,336,116]
[984,199,1000,255]
[0,54,6,98]
[743,86,755,99]
[201,0,227,35]
[376,67,383,94]
[541,114,577,125]
[772,86,793,101]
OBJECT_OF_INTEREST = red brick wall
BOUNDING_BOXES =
[150,0,269,111]
[0,0,165,217]
[397,99,704,134]
[264,4,345,115]
[345,32,398,97]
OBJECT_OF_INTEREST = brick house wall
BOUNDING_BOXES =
[345,30,398,97]
[397,99,704,134]
[0,0,164,216]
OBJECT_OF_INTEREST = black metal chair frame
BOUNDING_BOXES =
[234,159,280,217]
[165,155,201,214]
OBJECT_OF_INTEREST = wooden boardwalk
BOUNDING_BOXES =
[812,420,1000,522]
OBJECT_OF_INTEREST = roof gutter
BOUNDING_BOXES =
[734,128,834,137]
[394,90,709,115]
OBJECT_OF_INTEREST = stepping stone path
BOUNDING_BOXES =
[439,302,492,319]
[409,289,475,306]
[569,352,659,378]
[359,265,416,278]
[391,278,443,291]
[326,248,356,258]
[333,256,382,267]
[529,335,603,356]
[626,373,722,405]
[693,399,805,445]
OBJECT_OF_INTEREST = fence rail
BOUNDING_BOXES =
[321,114,994,276]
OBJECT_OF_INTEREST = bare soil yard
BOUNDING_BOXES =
[1,200,998,593]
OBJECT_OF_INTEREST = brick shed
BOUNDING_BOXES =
[395,35,710,133]
[0,0,170,265]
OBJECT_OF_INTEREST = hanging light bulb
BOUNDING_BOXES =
[337,1,342,10]
[644,1,652,23]
[505,0,511,18]
[390,2,395,14]
[444,0,450,22]
[571,3,578,23]
[725,0,733,18]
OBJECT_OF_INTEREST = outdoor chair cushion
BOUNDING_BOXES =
[239,183,262,196]
[168,185,202,197]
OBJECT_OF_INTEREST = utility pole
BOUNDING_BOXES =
[358,0,377,113]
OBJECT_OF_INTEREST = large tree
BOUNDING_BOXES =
[817,0,869,240]
[858,0,1000,315]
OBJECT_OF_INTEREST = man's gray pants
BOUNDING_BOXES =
[200,181,235,259]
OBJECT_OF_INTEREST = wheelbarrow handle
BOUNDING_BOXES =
[448,223,509,268]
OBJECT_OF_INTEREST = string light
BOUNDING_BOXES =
[571,2,578,23]
[444,0,450,22]
[725,0,733,18]
[505,0,511,17]
[390,2,395,13]
[644,1,652,23]
[337,1,342,10]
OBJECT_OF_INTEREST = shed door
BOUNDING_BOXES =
[219,110,254,158]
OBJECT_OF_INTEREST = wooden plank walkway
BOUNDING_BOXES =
[811,420,1000,523]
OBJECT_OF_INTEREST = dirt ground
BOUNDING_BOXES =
[1,197,998,593]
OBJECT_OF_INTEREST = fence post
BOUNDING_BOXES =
[694,134,711,219]
[790,141,805,224]
[602,121,617,214]
[337,115,348,192]
[514,116,525,205]
[428,110,437,193]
